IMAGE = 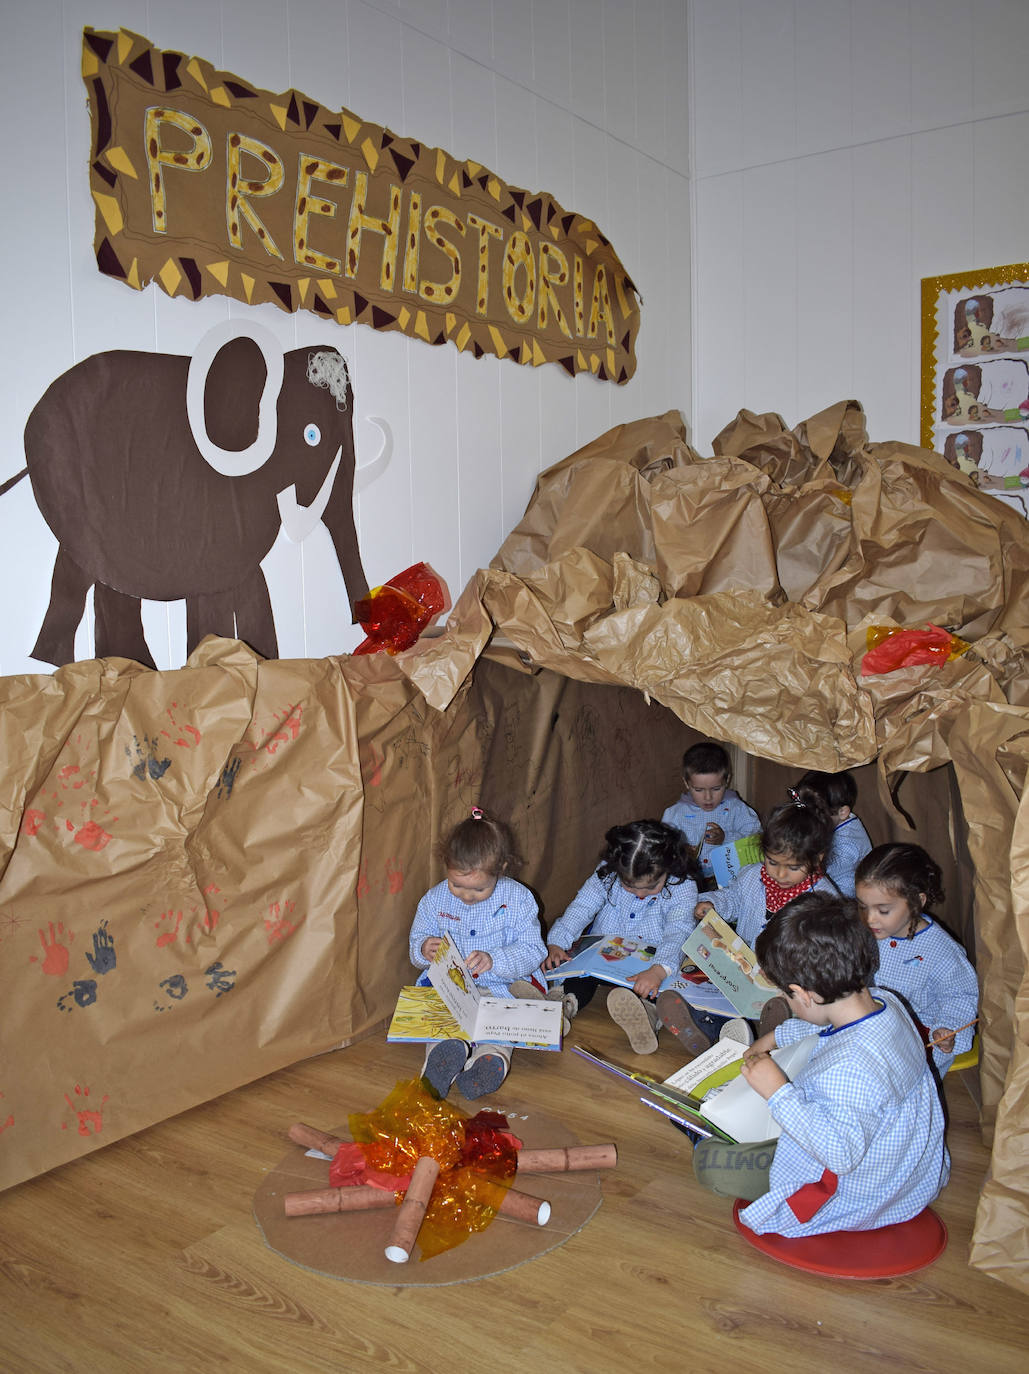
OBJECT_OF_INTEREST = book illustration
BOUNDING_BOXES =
[388,985,469,1042]
[387,934,562,1051]
[707,833,763,888]
[663,1034,819,1143]
[681,912,778,1019]
[544,935,677,992]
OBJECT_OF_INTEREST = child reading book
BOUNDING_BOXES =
[544,820,698,1055]
[657,797,836,1052]
[692,892,950,1237]
[409,807,547,1101]
[662,741,759,889]
[792,769,872,896]
[855,843,979,1077]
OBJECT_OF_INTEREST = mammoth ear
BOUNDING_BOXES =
[203,337,265,451]
[186,320,284,477]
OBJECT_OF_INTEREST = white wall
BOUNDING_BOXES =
[689,0,1029,453]
[0,0,690,675]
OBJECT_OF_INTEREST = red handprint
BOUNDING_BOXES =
[385,858,405,895]
[61,1084,109,1136]
[155,910,184,948]
[30,922,74,976]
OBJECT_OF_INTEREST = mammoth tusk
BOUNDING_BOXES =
[353,416,393,494]
[277,447,343,543]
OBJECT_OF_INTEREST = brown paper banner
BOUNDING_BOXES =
[82,28,640,383]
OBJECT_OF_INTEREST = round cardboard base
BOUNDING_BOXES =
[254,1104,604,1286]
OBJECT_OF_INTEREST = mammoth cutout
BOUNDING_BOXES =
[5,321,391,667]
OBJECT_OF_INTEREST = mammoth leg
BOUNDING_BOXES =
[185,591,237,658]
[94,582,157,669]
[186,573,279,660]
[31,546,93,667]
[231,570,279,661]
[320,472,369,623]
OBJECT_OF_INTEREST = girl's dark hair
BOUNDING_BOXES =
[441,808,521,876]
[597,820,698,888]
[756,892,879,1003]
[854,843,944,928]
[682,741,731,782]
[794,769,857,813]
[762,800,832,876]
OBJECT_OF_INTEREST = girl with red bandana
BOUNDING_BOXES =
[658,799,836,1051]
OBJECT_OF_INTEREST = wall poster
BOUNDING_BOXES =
[922,261,1029,518]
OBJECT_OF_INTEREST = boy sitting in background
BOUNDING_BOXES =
[692,892,949,1237]
[662,741,759,890]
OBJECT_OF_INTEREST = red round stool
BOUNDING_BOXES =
[732,1200,948,1279]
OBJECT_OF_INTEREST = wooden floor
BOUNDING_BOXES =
[2,1003,1027,1374]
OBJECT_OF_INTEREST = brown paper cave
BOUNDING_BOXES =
[1,400,1027,1294]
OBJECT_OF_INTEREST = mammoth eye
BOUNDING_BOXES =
[303,423,321,447]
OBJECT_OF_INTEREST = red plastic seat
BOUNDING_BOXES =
[732,1200,948,1279]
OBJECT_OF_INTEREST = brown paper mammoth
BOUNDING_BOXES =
[10,321,391,667]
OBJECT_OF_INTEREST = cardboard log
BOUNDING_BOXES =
[385,1156,440,1263]
[287,1123,615,1175]
[288,1122,344,1155]
[284,1181,552,1226]
[516,1144,617,1173]
[285,1185,395,1216]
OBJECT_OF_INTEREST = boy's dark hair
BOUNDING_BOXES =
[681,741,731,782]
[756,891,879,1002]
[794,769,858,813]
[854,843,944,918]
[598,819,699,888]
[762,800,833,876]
[441,808,521,875]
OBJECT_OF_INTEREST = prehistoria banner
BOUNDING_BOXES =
[82,28,641,383]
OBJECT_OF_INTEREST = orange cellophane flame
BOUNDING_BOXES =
[345,1079,519,1258]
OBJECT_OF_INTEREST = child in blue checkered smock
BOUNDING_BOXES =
[657,798,837,1053]
[855,843,978,1078]
[793,769,872,897]
[693,892,950,1237]
[661,740,760,889]
[409,808,547,1103]
[544,820,699,1056]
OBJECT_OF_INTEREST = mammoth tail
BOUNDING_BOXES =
[0,467,28,498]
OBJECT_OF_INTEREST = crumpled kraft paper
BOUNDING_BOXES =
[2,398,1028,1294]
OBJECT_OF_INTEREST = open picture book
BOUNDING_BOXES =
[387,933,562,1051]
[706,833,763,887]
[544,934,680,992]
[571,1033,817,1144]
[661,1034,818,1143]
[680,911,779,1019]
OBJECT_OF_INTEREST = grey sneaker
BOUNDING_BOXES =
[719,1017,755,1047]
[422,1039,470,1098]
[607,987,660,1055]
[454,1050,509,1101]
[546,984,577,1035]
[511,979,572,1036]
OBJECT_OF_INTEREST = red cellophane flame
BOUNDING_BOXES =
[352,562,451,655]
[861,623,969,676]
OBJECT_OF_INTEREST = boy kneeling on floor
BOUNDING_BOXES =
[693,891,950,1236]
